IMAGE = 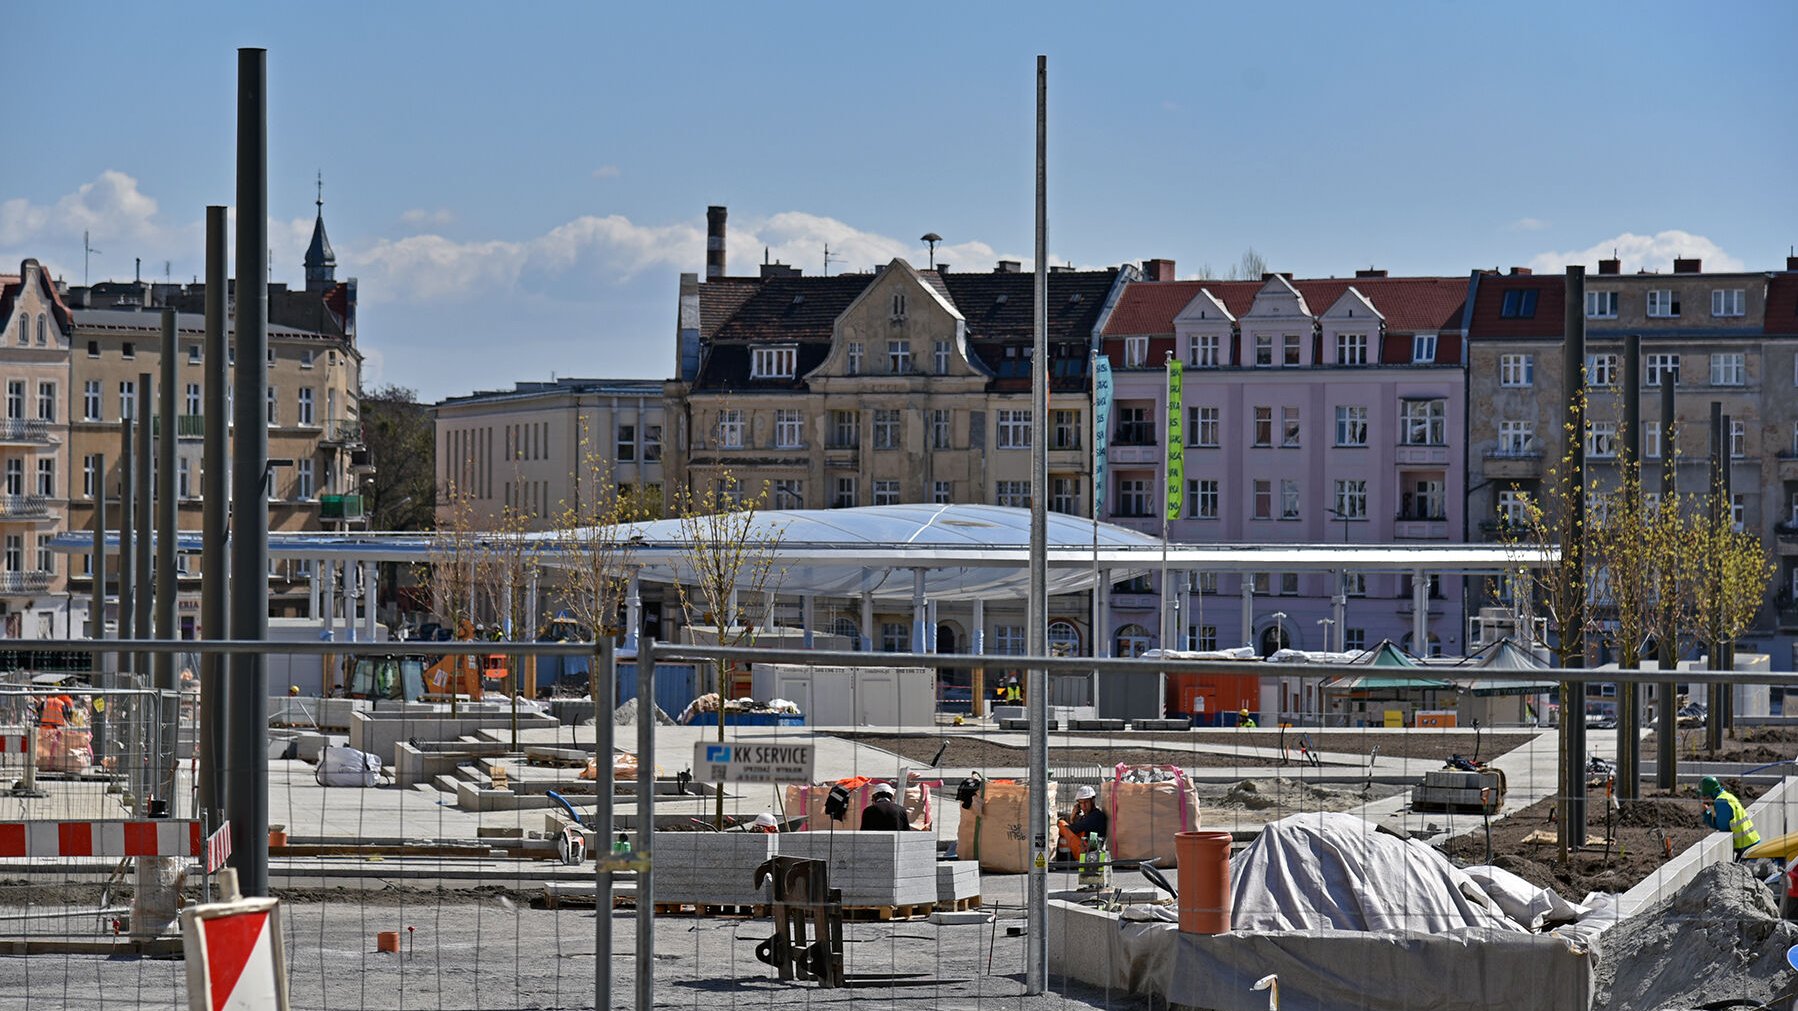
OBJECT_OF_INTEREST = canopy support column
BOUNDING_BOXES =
[800,593,814,649]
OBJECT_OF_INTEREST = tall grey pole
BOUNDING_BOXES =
[1025,52,1050,997]
[1656,377,1678,789]
[1707,403,1725,752]
[1560,264,1587,857]
[134,372,153,689]
[594,637,615,1010]
[156,310,178,803]
[118,419,134,681]
[1617,334,1641,800]
[1720,416,1734,734]
[200,205,230,826]
[228,46,272,897]
[635,640,655,1011]
[90,456,108,757]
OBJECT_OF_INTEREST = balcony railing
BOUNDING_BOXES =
[320,418,363,445]
[150,415,207,439]
[319,494,366,521]
[1113,425,1156,446]
[0,495,51,520]
[0,571,52,594]
[0,418,52,445]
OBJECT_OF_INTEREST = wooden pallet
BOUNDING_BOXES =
[653,902,769,918]
[942,896,983,912]
[541,883,635,910]
[841,902,936,922]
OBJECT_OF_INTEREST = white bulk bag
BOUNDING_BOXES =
[316,746,381,787]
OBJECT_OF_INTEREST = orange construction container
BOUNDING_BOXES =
[376,931,401,953]
[1175,831,1233,934]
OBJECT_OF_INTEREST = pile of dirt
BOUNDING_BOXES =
[611,698,674,727]
[1216,778,1371,812]
[1593,861,1798,1011]
[1644,725,1798,763]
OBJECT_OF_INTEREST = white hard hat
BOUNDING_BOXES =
[1075,786,1097,801]
[871,782,896,798]
[754,812,778,828]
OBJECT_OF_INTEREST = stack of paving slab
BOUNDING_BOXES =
[651,832,774,908]
[773,831,937,908]
[937,861,980,907]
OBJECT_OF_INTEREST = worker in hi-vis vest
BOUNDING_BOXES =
[1700,776,1760,860]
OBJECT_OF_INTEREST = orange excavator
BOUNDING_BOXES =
[421,620,509,700]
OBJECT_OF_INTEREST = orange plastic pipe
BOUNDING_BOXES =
[1175,830,1233,934]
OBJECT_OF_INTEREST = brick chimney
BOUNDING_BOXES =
[1788,255,1798,272]
[995,260,1021,273]
[1509,267,1532,276]
[1598,258,1621,275]
[1142,258,1176,282]
[706,205,727,280]
[1673,257,1702,274]
[1354,268,1387,278]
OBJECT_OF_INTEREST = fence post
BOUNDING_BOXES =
[594,637,614,1010]
[636,639,655,1011]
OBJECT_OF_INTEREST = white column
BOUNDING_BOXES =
[1412,569,1428,654]
[727,587,739,632]
[625,568,642,652]
[502,579,514,642]
[307,559,321,619]
[1179,571,1193,651]
[801,593,815,649]
[1239,578,1254,649]
[762,589,776,633]
[343,564,358,643]
[362,561,377,638]
[1333,575,1348,653]
[926,600,938,652]
[911,568,927,653]
[972,597,986,656]
[860,590,874,652]
[323,561,337,641]
[1098,570,1112,658]
[525,573,539,642]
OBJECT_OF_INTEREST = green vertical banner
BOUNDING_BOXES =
[1165,359,1183,520]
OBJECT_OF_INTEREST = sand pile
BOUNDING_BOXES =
[611,698,674,727]
[1593,861,1797,1010]
[1217,778,1367,811]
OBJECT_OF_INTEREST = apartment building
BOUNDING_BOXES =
[432,377,666,530]
[1466,255,1798,664]
[0,261,75,637]
[1098,269,1472,666]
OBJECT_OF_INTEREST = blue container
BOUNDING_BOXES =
[617,661,701,718]
[721,712,805,728]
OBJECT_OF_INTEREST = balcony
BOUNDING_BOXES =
[150,415,207,440]
[0,419,52,446]
[1778,452,1798,482]
[1109,593,1159,611]
[318,418,363,447]
[1777,523,1798,556]
[824,447,860,469]
[1107,444,1160,465]
[0,571,52,595]
[1395,442,1450,466]
[1483,450,1544,481]
[319,494,366,521]
[1394,516,1450,540]
[0,495,51,521]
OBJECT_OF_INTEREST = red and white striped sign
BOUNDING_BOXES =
[0,820,200,858]
[0,734,28,754]
[182,897,289,1011]
[205,822,233,874]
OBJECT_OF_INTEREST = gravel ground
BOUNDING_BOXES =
[848,733,1280,770]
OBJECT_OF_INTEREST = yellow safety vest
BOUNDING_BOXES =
[1718,790,1760,851]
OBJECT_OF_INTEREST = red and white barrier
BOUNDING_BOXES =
[0,820,200,859]
[0,733,28,754]
[182,895,290,1011]
[205,822,233,874]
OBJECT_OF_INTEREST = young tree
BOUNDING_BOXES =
[670,472,785,827]
[552,428,646,722]
[1687,473,1775,749]
[1228,247,1268,281]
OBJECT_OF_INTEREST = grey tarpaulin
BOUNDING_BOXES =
[1230,813,1524,934]
[1166,929,1594,1011]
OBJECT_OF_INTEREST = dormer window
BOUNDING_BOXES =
[1124,336,1149,368]
[751,345,797,379]
[891,291,907,320]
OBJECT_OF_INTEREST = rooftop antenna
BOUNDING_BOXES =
[164,261,172,285]
[921,232,942,269]
[316,170,323,211]
[84,232,102,286]
[824,243,843,277]
[764,246,770,265]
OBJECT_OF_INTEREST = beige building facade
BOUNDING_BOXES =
[0,261,74,638]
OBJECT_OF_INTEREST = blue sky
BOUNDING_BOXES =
[4,2,1793,401]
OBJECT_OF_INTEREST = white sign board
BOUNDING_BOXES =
[693,741,816,783]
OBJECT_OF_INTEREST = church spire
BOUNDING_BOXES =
[304,171,336,293]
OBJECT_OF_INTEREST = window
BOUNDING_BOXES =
[1191,406,1219,447]
[1585,352,1619,387]
[873,409,901,450]
[299,349,315,369]
[873,480,900,506]
[715,476,742,507]
[993,625,1026,656]
[996,481,1030,508]
[1253,406,1272,447]
[1190,333,1221,368]
[266,347,276,367]
[1585,291,1618,319]
[770,479,803,509]
[86,340,99,358]
[1646,353,1680,386]
[1253,479,1272,519]
[1118,478,1150,517]
[1499,353,1534,387]
[1335,405,1368,447]
[773,406,801,446]
[829,410,859,449]
[1712,289,1745,318]
[187,344,202,364]
[616,423,637,461]
[1647,289,1680,318]
[83,381,100,421]
[1116,406,1153,444]
[118,380,136,420]
[1280,479,1300,520]
[997,410,1031,449]
[1500,289,1538,318]
[4,381,20,420]
[1345,628,1367,652]
[887,340,912,374]
[881,622,909,653]
[1731,419,1746,459]
[1280,572,1300,595]
[930,409,953,450]
[266,386,277,426]
[36,382,53,422]
[833,476,857,508]
[890,291,907,319]
[1646,421,1662,459]
[1280,406,1301,447]
[932,480,952,504]
[1251,572,1270,595]
[1337,333,1368,366]
[121,342,135,360]
[934,339,951,375]
[751,346,797,379]
[183,383,200,417]
[1497,489,1531,526]
[716,409,743,448]
[296,459,314,499]
[1194,625,1219,651]
[36,535,52,574]
[178,458,191,498]
[297,387,315,426]
[35,314,48,344]
[1254,334,1273,367]
[1732,493,1746,532]
[1333,479,1367,519]
[3,535,18,572]
[1051,409,1080,450]
[227,344,235,366]
[1497,420,1536,455]
[3,460,19,495]
[1711,352,1745,386]
[1344,572,1368,596]
[35,458,53,497]
[1124,335,1149,368]
[1586,421,1617,458]
[1283,334,1301,366]
[643,424,662,462]
[846,342,863,375]
[82,455,99,498]
[1400,399,1447,445]
[1189,479,1219,519]
[1412,333,1438,363]
[1407,478,1445,520]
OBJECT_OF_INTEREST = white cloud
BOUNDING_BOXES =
[591,165,621,180]
[1529,230,1745,276]
[1,170,161,246]
[1509,217,1549,232]
[399,208,455,228]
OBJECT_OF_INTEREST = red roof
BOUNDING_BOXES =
[0,260,76,332]
[1465,273,1565,340]
[1767,274,1798,336]
[1102,275,1470,336]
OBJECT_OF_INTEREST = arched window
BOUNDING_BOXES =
[829,616,860,649]
[35,314,47,346]
[1114,623,1151,658]
[1259,624,1291,657]
[1047,620,1081,656]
